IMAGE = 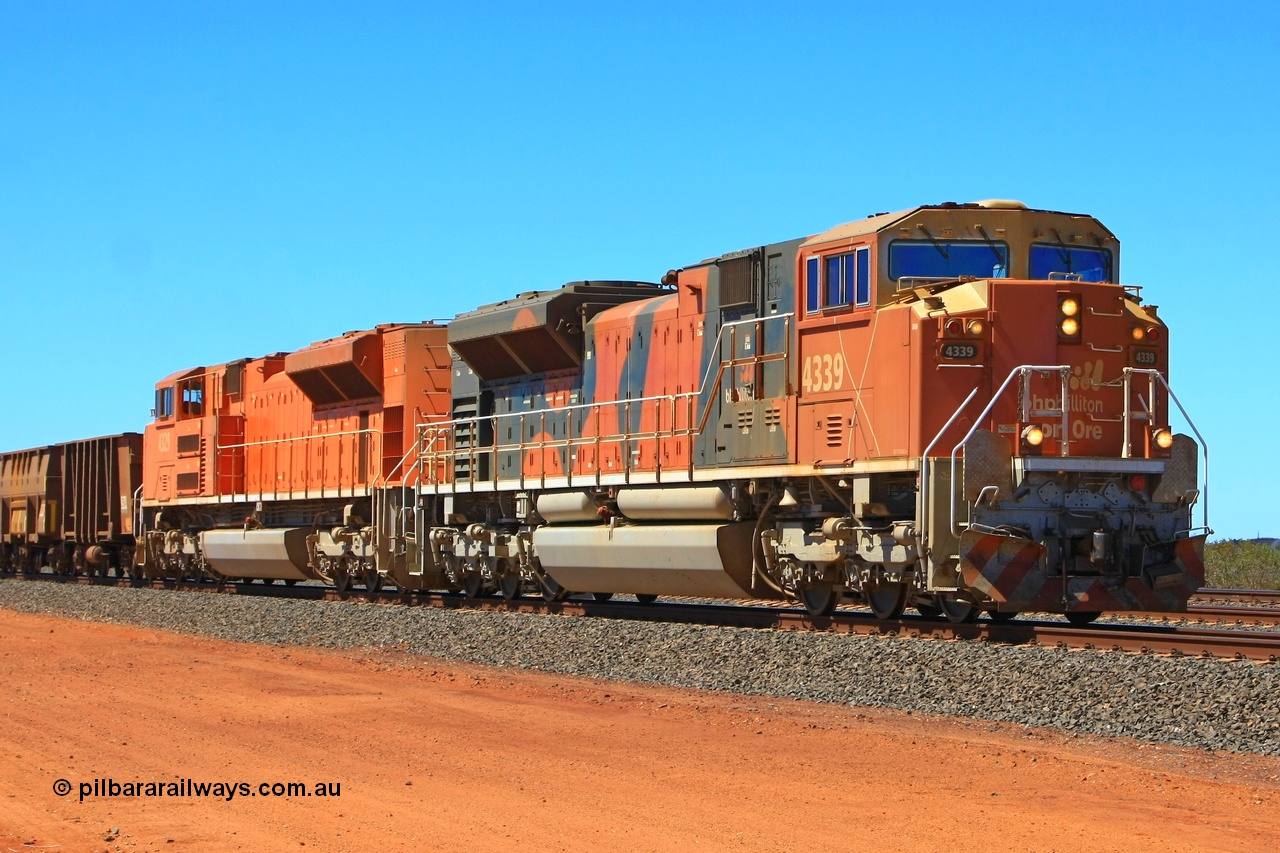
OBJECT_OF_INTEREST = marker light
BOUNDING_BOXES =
[967,319,985,337]
[944,318,964,337]
[1060,317,1080,336]
[1022,425,1045,446]
[1060,297,1080,317]
[1131,326,1146,341]
[1146,326,1161,342]
[1130,474,1148,493]
[1153,428,1174,450]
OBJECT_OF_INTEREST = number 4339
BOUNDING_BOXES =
[802,353,845,393]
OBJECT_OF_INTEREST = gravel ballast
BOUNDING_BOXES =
[2,579,1277,756]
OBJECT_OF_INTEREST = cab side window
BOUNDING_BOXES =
[805,247,871,313]
[180,380,204,418]
[154,387,174,420]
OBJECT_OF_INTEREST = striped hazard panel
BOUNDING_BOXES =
[959,529,1046,604]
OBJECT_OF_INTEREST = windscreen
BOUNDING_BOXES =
[888,241,1009,281]
[1029,245,1112,282]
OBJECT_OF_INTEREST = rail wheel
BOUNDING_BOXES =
[331,557,353,593]
[462,572,484,599]
[915,602,942,619]
[284,579,298,587]
[363,567,382,592]
[987,609,1017,624]
[798,581,838,617]
[1065,611,1101,626]
[591,592,614,602]
[635,594,659,605]
[937,595,978,624]
[864,580,908,620]
[498,571,522,601]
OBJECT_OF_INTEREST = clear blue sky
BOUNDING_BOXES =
[2,1,1276,539]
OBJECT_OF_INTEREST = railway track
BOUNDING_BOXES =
[4,570,1279,662]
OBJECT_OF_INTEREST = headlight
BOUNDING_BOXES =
[966,319,985,337]
[1153,428,1174,449]
[1058,294,1082,340]
[1131,326,1146,341]
[1022,425,1045,446]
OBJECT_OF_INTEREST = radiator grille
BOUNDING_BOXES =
[718,254,756,307]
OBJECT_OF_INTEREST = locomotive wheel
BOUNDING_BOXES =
[462,572,484,599]
[915,602,943,619]
[261,577,276,585]
[499,572,523,601]
[798,582,838,617]
[1065,611,1101,626]
[938,595,978,624]
[284,579,298,587]
[332,569,352,593]
[591,592,614,602]
[987,609,1018,623]
[864,580,908,620]
[363,568,382,592]
[635,594,659,605]
[537,572,569,603]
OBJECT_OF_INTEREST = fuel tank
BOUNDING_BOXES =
[532,521,779,599]
[200,528,313,580]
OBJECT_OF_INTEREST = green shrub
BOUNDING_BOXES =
[1203,540,1280,590]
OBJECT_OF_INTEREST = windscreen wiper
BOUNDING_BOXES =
[1048,228,1073,268]
[975,225,1005,264]
[916,223,949,259]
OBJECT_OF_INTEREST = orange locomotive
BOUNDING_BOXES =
[137,323,453,592]
[1,200,1208,625]
[422,200,1208,621]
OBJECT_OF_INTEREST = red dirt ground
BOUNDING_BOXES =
[1,608,1277,853]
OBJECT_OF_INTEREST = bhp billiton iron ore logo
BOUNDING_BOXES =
[1069,359,1105,392]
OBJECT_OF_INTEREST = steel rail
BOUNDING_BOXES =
[5,570,1280,661]
[1192,588,1280,606]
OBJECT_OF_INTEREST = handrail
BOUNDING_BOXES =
[939,364,1208,539]
[213,427,382,500]
[948,365,1072,535]
[1123,368,1210,532]
[916,385,981,561]
[416,312,795,487]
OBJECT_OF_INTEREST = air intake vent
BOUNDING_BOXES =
[825,415,844,448]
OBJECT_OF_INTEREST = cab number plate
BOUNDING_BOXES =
[940,342,979,360]
[1132,348,1158,366]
